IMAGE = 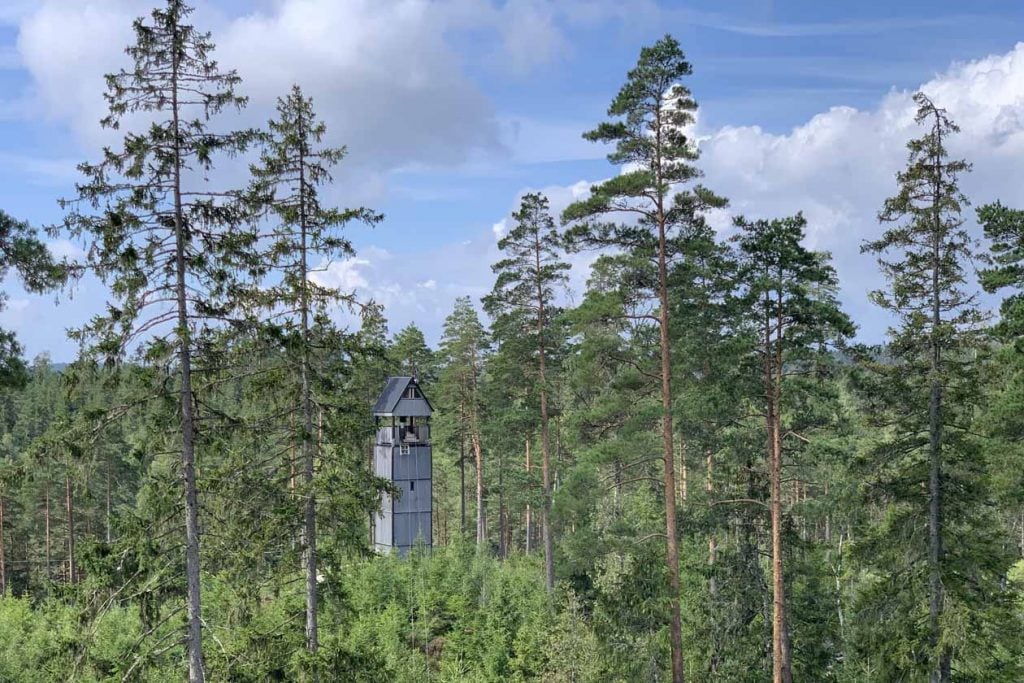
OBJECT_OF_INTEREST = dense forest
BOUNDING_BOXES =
[0,2,1022,681]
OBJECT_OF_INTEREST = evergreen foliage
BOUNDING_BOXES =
[1,15,1023,683]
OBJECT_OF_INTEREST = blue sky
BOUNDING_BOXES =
[3,0,1024,360]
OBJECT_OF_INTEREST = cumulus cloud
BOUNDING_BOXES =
[310,240,501,340]
[216,0,503,173]
[11,0,641,180]
[13,0,506,192]
[690,44,1024,339]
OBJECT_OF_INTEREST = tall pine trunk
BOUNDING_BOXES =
[460,429,466,537]
[656,210,685,683]
[768,294,793,683]
[535,237,555,592]
[498,451,507,559]
[65,474,75,583]
[472,432,485,546]
[106,456,113,544]
[525,438,532,554]
[171,47,206,682]
[44,482,51,581]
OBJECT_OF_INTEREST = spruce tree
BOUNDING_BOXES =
[484,192,569,591]
[562,35,724,682]
[248,84,381,664]
[0,212,69,388]
[978,202,1024,344]
[61,2,256,679]
[389,324,437,386]
[858,92,1014,682]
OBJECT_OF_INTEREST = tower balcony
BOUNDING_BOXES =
[377,424,431,445]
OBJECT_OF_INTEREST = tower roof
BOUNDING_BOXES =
[373,376,433,417]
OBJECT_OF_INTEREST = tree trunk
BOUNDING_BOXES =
[460,430,466,537]
[0,493,6,594]
[171,45,206,682]
[769,406,792,683]
[535,236,555,591]
[106,456,113,544]
[44,482,51,581]
[706,450,716,600]
[296,110,320,664]
[656,214,684,683]
[498,450,507,559]
[472,431,485,547]
[767,297,793,683]
[65,474,75,584]
[679,438,688,502]
[929,169,949,683]
[525,438,532,554]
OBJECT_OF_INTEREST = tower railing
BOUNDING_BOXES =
[376,425,430,445]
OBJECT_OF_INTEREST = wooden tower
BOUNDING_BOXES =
[372,376,433,554]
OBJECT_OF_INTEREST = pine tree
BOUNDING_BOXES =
[733,213,854,682]
[61,2,256,679]
[248,84,381,665]
[561,35,724,682]
[484,192,569,590]
[437,298,489,547]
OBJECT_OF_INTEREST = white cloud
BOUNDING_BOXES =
[691,43,1024,339]
[305,235,502,341]
[311,257,371,292]
[46,239,84,261]
[216,0,502,172]
[10,0,661,188]
[492,219,508,240]
[13,0,504,187]
[16,1,142,146]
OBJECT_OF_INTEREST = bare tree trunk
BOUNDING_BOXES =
[769,407,792,683]
[460,429,466,537]
[171,46,206,682]
[679,438,688,502]
[498,451,507,559]
[44,483,51,581]
[472,432,485,547]
[525,438,532,555]
[767,300,793,683]
[106,456,113,544]
[535,240,555,591]
[65,474,75,584]
[656,216,684,683]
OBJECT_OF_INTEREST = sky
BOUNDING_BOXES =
[2,0,1024,361]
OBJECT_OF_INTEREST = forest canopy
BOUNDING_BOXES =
[0,2,1022,682]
